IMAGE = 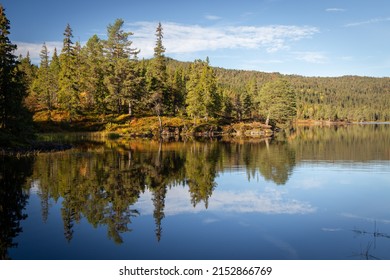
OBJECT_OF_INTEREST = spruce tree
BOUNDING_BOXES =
[32,43,55,119]
[186,60,205,124]
[58,23,79,121]
[80,35,108,114]
[18,52,37,111]
[147,22,168,131]
[202,57,220,119]
[0,5,34,145]
[185,58,220,123]
[169,68,185,115]
[18,52,36,96]
[49,48,60,109]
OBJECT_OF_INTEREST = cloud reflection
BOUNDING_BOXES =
[136,186,316,216]
[341,213,390,224]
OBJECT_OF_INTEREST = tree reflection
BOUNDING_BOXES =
[220,139,296,185]
[29,137,298,243]
[185,141,219,208]
[290,124,390,162]
[0,156,34,259]
[256,141,296,185]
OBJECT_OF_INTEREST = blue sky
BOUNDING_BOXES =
[3,0,390,77]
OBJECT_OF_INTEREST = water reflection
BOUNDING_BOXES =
[0,156,34,259]
[290,124,390,162]
[30,138,298,243]
[5,124,390,259]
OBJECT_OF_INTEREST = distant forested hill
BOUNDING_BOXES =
[211,65,390,122]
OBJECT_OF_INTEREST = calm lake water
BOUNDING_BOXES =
[2,124,390,260]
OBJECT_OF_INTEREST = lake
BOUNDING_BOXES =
[1,124,390,260]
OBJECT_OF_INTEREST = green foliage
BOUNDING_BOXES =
[146,22,168,132]
[186,58,220,122]
[58,24,80,120]
[0,5,34,145]
[8,16,388,131]
[104,19,140,115]
[257,79,296,125]
[79,35,108,113]
[32,43,56,119]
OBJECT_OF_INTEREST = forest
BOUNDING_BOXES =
[1,4,390,145]
[20,19,390,125]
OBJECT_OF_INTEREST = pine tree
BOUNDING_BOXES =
[146,22,167,132]
[80,35,108,114]
[202,57,220,119]
[185,58,220,123]
[0,5,34,145]
[169,68,185,115]
[58,23,79,121]
[49,48,60,109]
[241,90,253,119]
[32,43,55,119]
[243,78,257,119]
[257,79,296,125]
[18,52,37,111]
[186,60,205,124]
[18,52,36,95]
[104,19,139,114]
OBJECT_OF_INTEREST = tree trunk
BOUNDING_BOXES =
[265,111,270,126]
[128,102,132,116]
[157,114,163,135]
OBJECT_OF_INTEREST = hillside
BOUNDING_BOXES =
[166,58,390,122]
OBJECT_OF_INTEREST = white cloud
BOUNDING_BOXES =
[345,17,390,27]
[205,14,221,21]
[128,21,319,57]
[15,21,319,65]
[325,8,346,12]
[294,51,328,63]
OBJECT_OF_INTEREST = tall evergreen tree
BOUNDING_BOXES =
[202,57,220,119]
[185,58,220,123]
[169,68,186,115]
[186,60,205,124]
[18,52,37,111]
[0,5,34,145]
[243,78,257,119]
[146,22,167,132]
[80,35,108,113]
[257,79,296,125]
[104,19,139,114]
[32,43,55,119]
[49,48,60,109]
[18,52,36,95]
[58,24,79,121]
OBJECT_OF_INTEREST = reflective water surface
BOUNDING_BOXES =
[2,124,390,259]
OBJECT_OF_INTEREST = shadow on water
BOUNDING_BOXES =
[0,155,34,259]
